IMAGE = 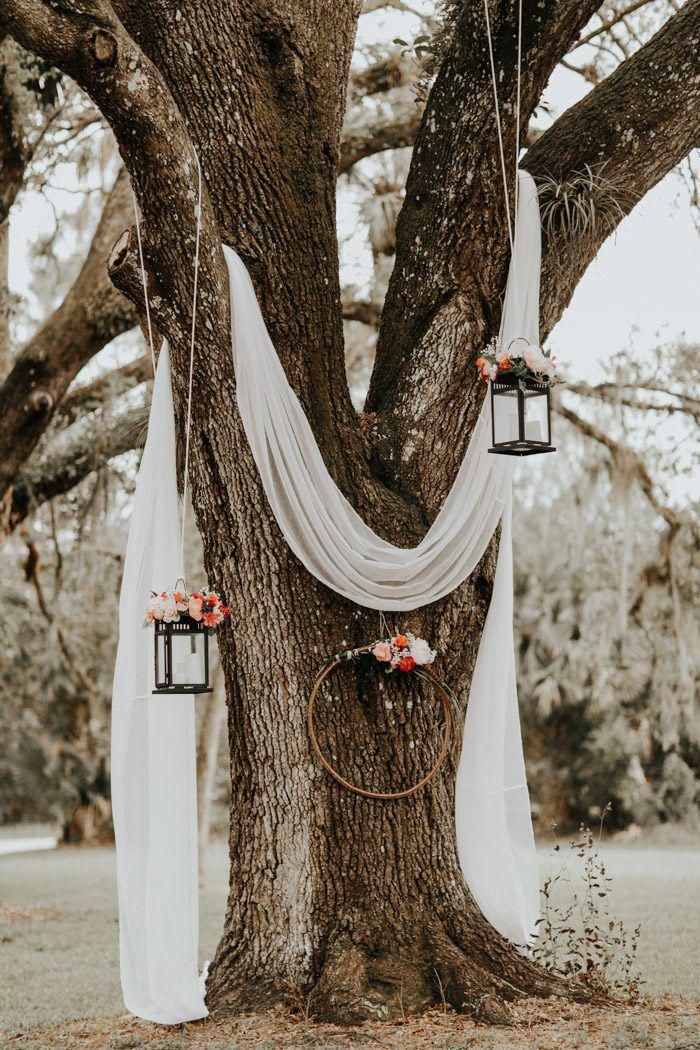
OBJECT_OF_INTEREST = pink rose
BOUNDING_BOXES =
[188,595,204,621]
[372,642,392,662]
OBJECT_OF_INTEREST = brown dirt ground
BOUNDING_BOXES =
[2,997,699,1050]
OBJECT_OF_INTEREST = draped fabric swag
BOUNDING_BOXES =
[111,170,541,1023]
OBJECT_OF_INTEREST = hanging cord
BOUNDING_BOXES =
[131,152,204,584]
[131,189,157,375]
[482,0,524,253]
[514,0,523,239]
[178,150,204,581]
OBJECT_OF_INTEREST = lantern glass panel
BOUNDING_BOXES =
[170,630,206,688]
[493,386,520,445]
[155,630,168,688]
[523,388,549,444]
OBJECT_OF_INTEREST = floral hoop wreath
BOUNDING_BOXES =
[307,641,453,801]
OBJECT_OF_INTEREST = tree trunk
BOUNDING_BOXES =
[4,0,698,1026]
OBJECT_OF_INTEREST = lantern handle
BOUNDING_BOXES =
[174,577,188,594]
[505,335,533,355]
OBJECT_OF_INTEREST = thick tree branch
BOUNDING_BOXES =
[524,0,700,334]
[365,0,602,506]
[5,403,146,530]
[0,167,137,506]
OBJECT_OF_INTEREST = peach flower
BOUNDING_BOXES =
[188,594,204,621]
[372,642,392,662]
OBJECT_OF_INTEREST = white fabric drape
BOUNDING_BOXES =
[112,170,540,1024]
[111,345,207,1023]
[226,169,540,944]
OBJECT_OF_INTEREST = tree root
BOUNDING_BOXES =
[208,916,589,1026]
[303,921,577,1026]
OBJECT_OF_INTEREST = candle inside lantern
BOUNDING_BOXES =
[175,651,204,683]
[524,419,542,441]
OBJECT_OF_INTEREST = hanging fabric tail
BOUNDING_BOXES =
[111,343,207,1024]
[455,172,541,948]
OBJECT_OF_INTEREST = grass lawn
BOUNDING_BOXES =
[0,835,698,1047]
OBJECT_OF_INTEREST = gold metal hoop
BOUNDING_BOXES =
[307,644,453,800]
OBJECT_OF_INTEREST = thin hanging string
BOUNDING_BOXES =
[482,0,524,254]
[378,610,391,639]
[178,150,204,581]
[514,0,523,242]
[131,189,157,375]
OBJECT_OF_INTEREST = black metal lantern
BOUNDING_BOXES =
[153,617,212,694]
[488,371,556,456]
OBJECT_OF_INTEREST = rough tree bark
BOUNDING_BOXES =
[2,0,698,1026]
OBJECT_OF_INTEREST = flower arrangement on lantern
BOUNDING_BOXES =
[476,337,561,388]
[371,632,436,673]
[144,588,231,629]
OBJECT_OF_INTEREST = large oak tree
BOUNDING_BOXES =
[1,0,698,1026]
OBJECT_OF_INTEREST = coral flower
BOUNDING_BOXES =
[203,610,222,628]
[219,605,232,618]
[475,356,486,368]
[393,634,409,649]
[206,593,218,607]
[398,656,416,673]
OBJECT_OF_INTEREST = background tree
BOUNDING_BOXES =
[0,0,698,1026]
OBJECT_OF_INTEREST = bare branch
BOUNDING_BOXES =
[573,0,659,48]
[555,401,699,540]
[342,297,382,328]
[57,353,152,424]
[340,85,422,172]
[568,380,700,423]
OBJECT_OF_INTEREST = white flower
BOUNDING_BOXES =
[161,598,180,623]
[410,636,436,666]
[523,343,548,373]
